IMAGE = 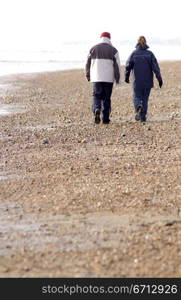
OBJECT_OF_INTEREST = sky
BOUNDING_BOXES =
[0,0,180,51]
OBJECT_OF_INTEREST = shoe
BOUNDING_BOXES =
[102,118,110,124]
[135,105,142,121]
[95,109,101,124]
[140,115,146,122]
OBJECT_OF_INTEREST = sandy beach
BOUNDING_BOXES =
[0,61,181,278]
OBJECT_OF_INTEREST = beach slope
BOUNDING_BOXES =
[0,61,181,277]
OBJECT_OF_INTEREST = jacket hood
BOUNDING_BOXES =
[135,43,149,50]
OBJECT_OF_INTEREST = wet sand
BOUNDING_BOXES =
[0,62,181,277]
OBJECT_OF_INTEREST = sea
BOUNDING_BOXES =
[0,42,180,77]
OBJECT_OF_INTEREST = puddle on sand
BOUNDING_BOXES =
[0,202,23,212]
[0,211,178,255]
[0,212,131,255]
[0,171,41,181]
[0,104,26,116]
[24,124,58,131]
[0,84,12,97]
[149,113,181,122]
[0,135,13,141]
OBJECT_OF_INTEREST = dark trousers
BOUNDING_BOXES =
[133,88,151,117]
[92,82,113,122]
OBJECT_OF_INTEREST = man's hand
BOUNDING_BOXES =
[159,79,163,88]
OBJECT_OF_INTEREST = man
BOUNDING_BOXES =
[85,32,121,124]
[125,36,163,122]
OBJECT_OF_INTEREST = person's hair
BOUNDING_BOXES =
[138,36,146,46]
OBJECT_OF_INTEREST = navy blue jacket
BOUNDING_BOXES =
[125,44,162,89]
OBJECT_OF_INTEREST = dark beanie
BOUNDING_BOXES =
[100,32,111,39]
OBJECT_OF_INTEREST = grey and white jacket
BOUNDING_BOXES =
[85,37,121,83]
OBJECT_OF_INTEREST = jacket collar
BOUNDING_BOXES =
[135,43,149,50]
[100,37,112,45]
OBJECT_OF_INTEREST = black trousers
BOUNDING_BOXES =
[92,82,113,122]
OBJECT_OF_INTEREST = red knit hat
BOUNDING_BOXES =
[100,32,111,39]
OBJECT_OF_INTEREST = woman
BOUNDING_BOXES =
[125,36,163,122]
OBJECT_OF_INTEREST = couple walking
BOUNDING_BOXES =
[85,32,163,123]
